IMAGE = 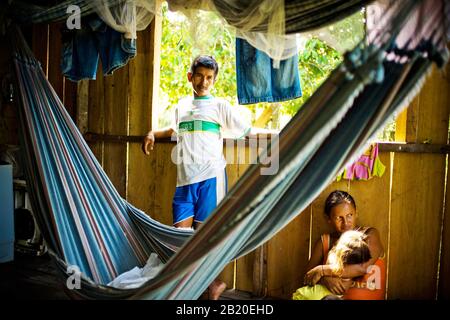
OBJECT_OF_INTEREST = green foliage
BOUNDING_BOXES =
[376,115,397,141]
[159,4,236,127]
[158,6,394,140]
[283,38,343,116]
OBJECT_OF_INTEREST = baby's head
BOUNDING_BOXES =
[327,230,371,276]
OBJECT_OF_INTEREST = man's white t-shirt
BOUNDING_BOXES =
[171,96,250,187]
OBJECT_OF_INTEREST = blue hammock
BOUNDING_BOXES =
[9,0,448,299]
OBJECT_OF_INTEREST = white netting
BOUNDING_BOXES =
[166,0,364,62]
[93,0,160,39]
[85,0,365,60]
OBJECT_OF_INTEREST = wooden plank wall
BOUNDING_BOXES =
[0,32,18,145]
[438,64,450,300]
[389,65,450,299]
[32,24,78,121]
[127,4,162,214]
[85,5,164,208]
[233,143,255,292]
[440,158,450,299]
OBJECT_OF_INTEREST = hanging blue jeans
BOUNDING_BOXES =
[235,38,302,105]
[61,15,136,82]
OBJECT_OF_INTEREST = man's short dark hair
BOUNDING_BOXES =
[189,55,219,79]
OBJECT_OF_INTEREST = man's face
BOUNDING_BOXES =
[188,66,216,97]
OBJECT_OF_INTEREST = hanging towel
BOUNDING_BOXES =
[337,143,386,181]
[235,37,302,105]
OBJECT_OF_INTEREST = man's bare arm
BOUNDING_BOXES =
[142,127,175,154]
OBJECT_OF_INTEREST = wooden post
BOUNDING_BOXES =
[149,1,162,131]
[439,60,450,299]
[102,68,129,197]
[87,68,105,165]
[47,23,64,103]
[440,155,450,299]
[76,80,89,134]
[32,24,49,77]
[252,244,267,297]
[127,9,162,215]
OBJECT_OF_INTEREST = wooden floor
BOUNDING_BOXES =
[0,251,269,300]
[0,252,70,300]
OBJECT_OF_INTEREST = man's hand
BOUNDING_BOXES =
[142,132,155,155]
[320,277,352,295]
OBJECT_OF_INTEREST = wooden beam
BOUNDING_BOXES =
[83,134,450,155]
[84,132,172,144]
[379,142,450,154]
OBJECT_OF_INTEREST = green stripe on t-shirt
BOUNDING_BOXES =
[179,120,220,134]
[194,95,213,100]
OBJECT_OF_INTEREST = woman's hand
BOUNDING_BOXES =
[321,277,352,295]
[304,265,324,286]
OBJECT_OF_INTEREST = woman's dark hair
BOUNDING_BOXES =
[189,55,219,79]
[324,190,356,218]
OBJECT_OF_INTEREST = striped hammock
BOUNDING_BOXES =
[9,0,448,299]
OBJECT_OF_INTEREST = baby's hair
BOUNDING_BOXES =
[324,190,356,218]
[189,55,219,79]
[326,230,371,276]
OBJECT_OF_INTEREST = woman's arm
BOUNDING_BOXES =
[305,238,323,273]
[303,238,350,294]
[321,227,384,279]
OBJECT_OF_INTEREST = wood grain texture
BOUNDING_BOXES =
[267,207,311,299]
[102,66,128,197]
[389,153,445,299]
[87,68,105,165]
[127,27,157,216]
[439,157,450,299]
[389,64,450,299]
[234,145,256,292]
[349,152,391,262]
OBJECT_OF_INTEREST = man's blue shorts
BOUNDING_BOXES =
[172,171,227,225]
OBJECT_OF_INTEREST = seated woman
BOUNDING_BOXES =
[293,230,372,300]
[301,190,386,300]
